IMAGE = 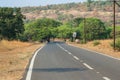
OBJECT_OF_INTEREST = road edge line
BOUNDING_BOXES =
[25,45,45,80]
[68,44,120,61]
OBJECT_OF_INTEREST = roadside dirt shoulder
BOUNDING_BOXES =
[67,39,120,59]
[0,41,43,80]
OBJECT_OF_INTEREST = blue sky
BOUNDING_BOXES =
[0,0,86,7]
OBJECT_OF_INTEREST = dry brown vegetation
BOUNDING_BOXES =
[22,2,120,25]
[0,40,43,80]
[23,8,120,25]
[68,39,120,59]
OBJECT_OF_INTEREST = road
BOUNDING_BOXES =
[23,42,120,80]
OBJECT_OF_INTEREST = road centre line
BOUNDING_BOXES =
[83,63,94,70]
[57,44,69,53]
[57,43,112,80]
[57,44,75,56]
[57,44,95,71]
[96,72,100,74]
[57,44,64,50]
[103,77,111,80]
[73,56,80,60]
[64,49,68,52]
[57,43,110,80]
[68,52,72,55]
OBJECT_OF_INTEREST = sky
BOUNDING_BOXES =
[0,0,86,7]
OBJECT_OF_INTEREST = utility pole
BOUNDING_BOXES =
[113,0,116,51]
[84,17,86,43]
[112,0,120,51]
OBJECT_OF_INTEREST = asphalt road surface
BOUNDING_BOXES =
[23,42,120,80]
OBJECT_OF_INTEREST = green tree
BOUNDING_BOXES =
[57,25,73,39]
[79,18,107,41]
[50,27,58,39]
[65,18,84,27]
[24,18,62,41]
[0,7,24,40]
[73,18,84,27]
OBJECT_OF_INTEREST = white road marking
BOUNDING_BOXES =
[83,63,94,70]
[61,47,64,50]
[103,77,111,80]
[57,44,73,55]
[68,44,120,61]
[57,44,112,80]
[66,50,70,53]
[96,72,100,74]
[57,44,64,50]
[73,56,80,60]
[68,52,72,55]
[71,54,74,57]
[57,44,94,70]
[25,45,45,80]
[64,50,68,52]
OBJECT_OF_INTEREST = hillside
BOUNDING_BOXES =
[21,1,120,24]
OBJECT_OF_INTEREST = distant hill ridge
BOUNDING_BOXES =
[22,1,120,24]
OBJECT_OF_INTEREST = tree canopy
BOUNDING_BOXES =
[0,7,24,40]
[79,18,107,41]
[24,18,62,41]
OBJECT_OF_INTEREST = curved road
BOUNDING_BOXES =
[23,42,120,80]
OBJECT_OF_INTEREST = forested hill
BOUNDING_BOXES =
[21,1,120,24]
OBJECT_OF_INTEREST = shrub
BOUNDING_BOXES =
[79,18,107,41]
[93,40,101,46]
[80,39,87,44]
[111,38,120,51]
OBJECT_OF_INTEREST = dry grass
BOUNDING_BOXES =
[0,40,43,80]
[0,40,31,52]
[67,39,120,59]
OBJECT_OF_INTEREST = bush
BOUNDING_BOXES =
[80,39,87,44]
[18,34,28,42]
[111,38,120,51]
[93,40,101,46]
[79,18,107,41]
